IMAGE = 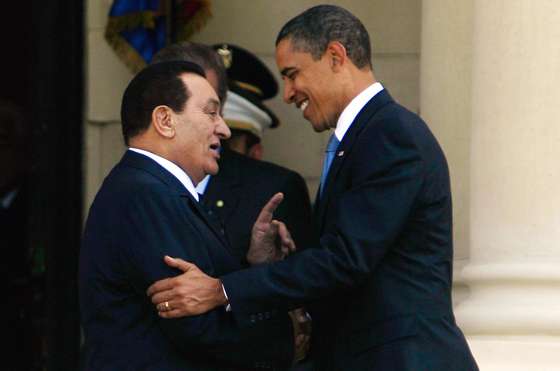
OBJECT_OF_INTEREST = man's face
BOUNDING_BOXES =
[172,73,230,184]
[276,38,343,132]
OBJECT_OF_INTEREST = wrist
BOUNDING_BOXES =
[214,278,229,307]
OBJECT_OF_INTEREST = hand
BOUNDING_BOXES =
[146,256,227,318]
[247,193,296,265]
[289,308,312,364]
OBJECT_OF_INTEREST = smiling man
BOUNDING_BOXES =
[145,5,478,371]
[79,61,297,370]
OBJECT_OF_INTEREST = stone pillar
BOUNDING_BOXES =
[422,1,560,370]
[420,0,473,281]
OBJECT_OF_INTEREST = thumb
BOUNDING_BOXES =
[164,255,194,273]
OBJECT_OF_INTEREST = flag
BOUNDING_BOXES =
[105,0,212,74]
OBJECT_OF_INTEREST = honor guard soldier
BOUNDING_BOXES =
[196,43,316,267]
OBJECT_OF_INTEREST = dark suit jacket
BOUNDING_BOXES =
[79,150,293,371]
[202,148,315,267]
[222,90,478,371]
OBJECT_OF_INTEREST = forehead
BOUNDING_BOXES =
[203,69,220,96]
[275,38,297,62]
[276,38,320,76]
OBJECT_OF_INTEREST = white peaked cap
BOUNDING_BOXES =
[222,90,272,139]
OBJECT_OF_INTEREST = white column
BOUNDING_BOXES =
[420,0,473,277]
[421,1,560,370]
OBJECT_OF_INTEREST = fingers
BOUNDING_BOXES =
[147,257,196,297]
[158,308,184,319]
[275,221,296,254]
[155,301,184,319]
[164,255,195,272]
[255,193,284,225]
[146,277,174,297]
[150,288,175,306]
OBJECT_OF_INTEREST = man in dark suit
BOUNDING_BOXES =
[79,61,296,370]
[147,5,479,371]
[152,42,315,268]
[150,41,313,368]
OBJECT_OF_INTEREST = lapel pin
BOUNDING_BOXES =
[216,200,224,208]
[337,151,344,157]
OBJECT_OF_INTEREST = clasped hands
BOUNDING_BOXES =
[147,193,310,362]
[146,192,295,318]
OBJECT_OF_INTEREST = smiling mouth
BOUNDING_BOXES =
[297,99,309,112]
[209,143,221,157]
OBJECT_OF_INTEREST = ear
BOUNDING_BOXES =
[152,105,175,139]
[247,142,263,161]
[326,41,348,72]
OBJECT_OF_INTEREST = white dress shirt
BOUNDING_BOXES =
[129,148,199,202]
[195,175,211,195]
[334,82,384,142]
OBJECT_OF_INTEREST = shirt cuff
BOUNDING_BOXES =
[222,284,231,312]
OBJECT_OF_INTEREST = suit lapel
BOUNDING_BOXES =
[201,149,242,224]
[122,150,232,251]
[315,90,395,233]
[183,193,232,250]
[121,151,190,196]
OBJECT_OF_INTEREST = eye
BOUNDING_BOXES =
[206,110,220,120]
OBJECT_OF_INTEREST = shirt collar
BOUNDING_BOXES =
[195,174,211,195]
[128,148,199,202]
[334,82,384,142]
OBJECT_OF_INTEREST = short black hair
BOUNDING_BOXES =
[276,5,372,69]
[120,61,205,146]
[151,42,228,103]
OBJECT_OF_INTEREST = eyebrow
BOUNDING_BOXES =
[280,67,297,77]
[205,98,220,111]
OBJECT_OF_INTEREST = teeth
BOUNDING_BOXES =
[299,100,309,111]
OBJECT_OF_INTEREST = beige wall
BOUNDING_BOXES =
[85,0,131,209]
[191,0,421,196]
[420,1,473,300]
[420,1,560,369]
[84,0,422,207]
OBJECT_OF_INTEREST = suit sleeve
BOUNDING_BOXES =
[221,117,425,322]
[118,188,293,369]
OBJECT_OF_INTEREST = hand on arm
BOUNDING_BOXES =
[146,256,227,318]
[289,307,312,364]
[247,193,296,265]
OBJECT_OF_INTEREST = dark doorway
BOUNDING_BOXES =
[1,1,84,370]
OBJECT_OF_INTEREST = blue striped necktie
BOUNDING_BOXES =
[319,133,340,196]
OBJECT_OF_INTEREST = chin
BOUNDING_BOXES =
[310,121,329,133]
[206,163,219,175]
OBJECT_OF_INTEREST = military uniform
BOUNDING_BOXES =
[203,147,314,267]
[198,43,316,265]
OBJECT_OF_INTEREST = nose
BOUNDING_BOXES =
[282,79,295,104]
[216,116,231,139]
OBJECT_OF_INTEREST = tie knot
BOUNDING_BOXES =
[326,134,339,153]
